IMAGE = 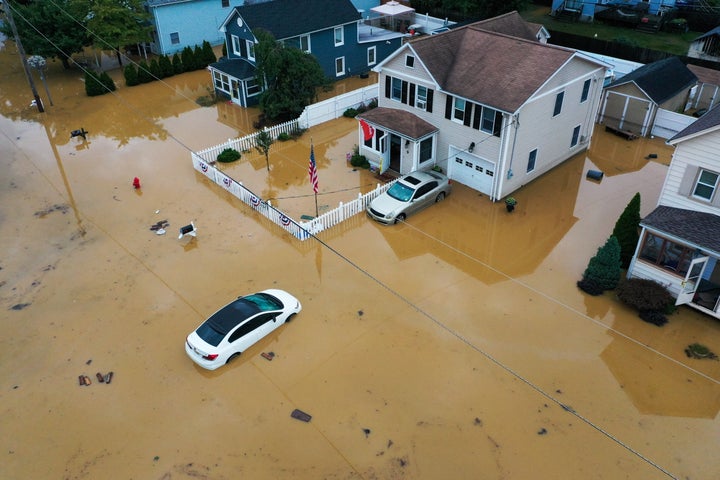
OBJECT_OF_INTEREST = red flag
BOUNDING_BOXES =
[309,143,319,194]
[359,119,375,142]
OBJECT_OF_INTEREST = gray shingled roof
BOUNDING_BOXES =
[668,103,720,143]
[605,56,697,105]
[641,206,720,254]
[694,26,720,41]
[235,0,360,40]
[687,64,720,87]
[357,107,438,139]
[469,11,540,42]
[408,25,578,113]
[210,58,256,79]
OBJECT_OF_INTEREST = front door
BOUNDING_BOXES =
[231,79,241,102]
[389,134,401,172]
[676,256,709,306]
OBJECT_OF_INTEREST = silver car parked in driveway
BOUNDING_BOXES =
[366,170,451,224]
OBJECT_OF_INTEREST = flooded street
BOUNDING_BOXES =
[1,38,719,480]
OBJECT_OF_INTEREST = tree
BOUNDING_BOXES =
[0,0,90,69]
[149,58,163,79]
[159,55,174,78]
[201,40,216,66]
[580,236,622,292]
[171,53,184,74]
[100,71,116,92]
[181,46,196,71]
[86,0,151,67]
[137,60,152,83]
[124,63,139,86]
[254,29,327,121]
[612,192,641,269]
[255,129,274,172]
[85,70,105,96]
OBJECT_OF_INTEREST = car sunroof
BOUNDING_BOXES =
[404,175,421,185]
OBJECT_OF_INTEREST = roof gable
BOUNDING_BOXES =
[232,0,360,40]
[687,64,720,86]
[470,10,541,42]
[642,206,720,253]
[606,57,697,104]
[408,26,577,112]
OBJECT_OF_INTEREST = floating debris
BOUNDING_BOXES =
[105,372,114,384]
[291,409,311,422]
[363,428,371,438]
[261,352,275,361]
[96,373,105,383]
[538,428,548,435]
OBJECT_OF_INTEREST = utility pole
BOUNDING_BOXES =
[4,0,44,113]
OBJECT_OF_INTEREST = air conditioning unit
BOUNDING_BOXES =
[580,135,586,142]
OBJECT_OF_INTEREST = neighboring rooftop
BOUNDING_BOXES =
[641,206,720,254]
[605,56,697,105]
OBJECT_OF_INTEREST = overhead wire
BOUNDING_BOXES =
[3,3,701,477]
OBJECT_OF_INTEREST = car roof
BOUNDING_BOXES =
[401,170,443,185]
[206,298,261,334]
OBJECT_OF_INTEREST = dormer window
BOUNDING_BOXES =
[334,26,344,46]
[405,55,415,68]
[246,40,255,61]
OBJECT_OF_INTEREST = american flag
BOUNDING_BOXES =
[309,143,319,194]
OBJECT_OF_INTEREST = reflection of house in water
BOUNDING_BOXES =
[584,128,673,177]
[375,154,583,283]
[601,331,720,418]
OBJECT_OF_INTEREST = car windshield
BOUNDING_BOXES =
[244,293,283,311]
[386,182,415,202]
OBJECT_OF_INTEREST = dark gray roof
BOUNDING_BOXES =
[606,56,697,105]
[668,103,720,143]
[235,0,360,40]
[210,58,256,79]
[641,206,720,253]
[358,107,438,139]
[147,0,192,6]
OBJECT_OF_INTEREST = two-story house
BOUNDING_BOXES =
[208,0,403,107]
[357,11,608,201]
[626,105,720,319]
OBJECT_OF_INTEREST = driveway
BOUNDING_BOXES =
[1,43,719,480]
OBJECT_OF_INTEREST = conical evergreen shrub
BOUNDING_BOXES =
[124,64,139,86]
[137,60,153,83]
[100,71,116,92]
[150,58,163,79]
[159,55,174,78]
[181,46,196,71]
[172,53,184,74]
[612,192,641,269]
[580,236,622,292]
[85,70,105,96]
[202,40,216,65]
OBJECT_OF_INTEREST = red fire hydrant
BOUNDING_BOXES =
[132,177,141,189]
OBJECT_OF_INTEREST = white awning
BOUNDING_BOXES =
[370,1,415,16]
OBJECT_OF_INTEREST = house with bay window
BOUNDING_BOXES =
[627,104,720,319]
[357,11,609,201]
[208,0,403,107]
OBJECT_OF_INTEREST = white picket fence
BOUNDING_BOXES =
[191,154,395,241]
[194,118,300,164]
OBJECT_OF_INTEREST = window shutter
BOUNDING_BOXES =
[445,95,452,119]
[409,83,415,107]
[385,76,391,98]
[678,165,698,197]
[426,89,433,112]
[401,80,408,104]
[472,105,481,130]
[240,41,246,58]
[463,103,472,127]
[493,111,503,137]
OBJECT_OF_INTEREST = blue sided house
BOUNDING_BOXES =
[550,0,678,23]
[208,0,403,107]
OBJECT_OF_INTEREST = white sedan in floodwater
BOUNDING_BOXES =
[366,170,451,224]
[185,289,301,370]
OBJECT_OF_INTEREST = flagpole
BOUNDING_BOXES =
[309,138,319,218]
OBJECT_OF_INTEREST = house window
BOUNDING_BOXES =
[300,34,310,53]
[405,55,415,68]
[170,32,180,45]
[453,98,466,123]
[553,91,564,116]
[335,57,345,76]
[481,107,499,135]
[334,26,344,46]
[367,46,376,66]
[391,77,403,101]
[527,149,537,173]
[213,71,230,93]
[221,0,229,7]
[232,35,241,55]
[416,86,428,110]
[366,128,386,152]
[693,169,719,200]
[246,40,255,61]
[639,232,696,276]
[246,78,260,97]
[419,137,433,163]
[581,79,591,103]
[571,125,581,147]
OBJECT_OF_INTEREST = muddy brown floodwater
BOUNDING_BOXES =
[1,38,720,480]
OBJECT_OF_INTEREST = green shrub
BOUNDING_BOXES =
[581,236,622,291]
[150,58,163,79]
[350,153,370,168]
[639,310,668,326]
[277,132,291,141]
[100,72,116,92]
[181,46,196,71]
[137,60,152,83]
[159,55,174,78]
[612,193,641,269]
[172,53,184,74]
[577,277,604,296]
[217,148,241,163]
[84,70,105,96]
[343,107,359,118]
[124,64,139,86]
[202,40,217,65]
[616,278,674,313]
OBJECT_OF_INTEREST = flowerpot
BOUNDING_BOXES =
[506,204,515,212]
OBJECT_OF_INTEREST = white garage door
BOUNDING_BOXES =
[449,152,494,196]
